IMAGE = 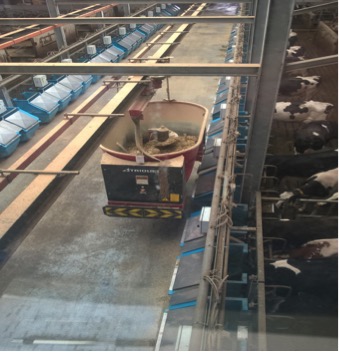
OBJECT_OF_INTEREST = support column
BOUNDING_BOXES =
[123,4,131,16]
[245,0,270,114]
[46,0,68,58]
[242,0,296,205]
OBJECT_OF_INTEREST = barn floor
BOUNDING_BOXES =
[0,7,234,351]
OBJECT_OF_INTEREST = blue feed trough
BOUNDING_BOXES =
[88,55,111,83]
[100,49,120,63]
[103,46,124,63]
[2,108,40,142]
[0,124,20,158]
[137,24,156,38]
[13,92,59,124]
[129,29,146,46]
[56,75,83,101]
[43,83,72,111]
[71,75,93,93]
[113,40,131,57]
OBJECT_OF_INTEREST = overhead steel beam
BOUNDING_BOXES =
[0,16,255,26]
[285,54,338,71]
[0,63,260,76]
[294,1,338,14]
[56,0,252,3]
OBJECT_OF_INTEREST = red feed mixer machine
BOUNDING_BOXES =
[100,77,208,219]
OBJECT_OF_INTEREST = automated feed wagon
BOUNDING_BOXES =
[101,98,208,219]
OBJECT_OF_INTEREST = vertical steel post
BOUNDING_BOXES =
[242,0,296,205]
[244,0,270,114]
[123,4,131,16]
[46,0,68,58]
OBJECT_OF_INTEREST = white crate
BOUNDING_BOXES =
[61,58,72,63]
[103,36,112,45]
[33,75,48,88]
[86,45,97,55]
[118,27,126,36]
[130,24,136,29]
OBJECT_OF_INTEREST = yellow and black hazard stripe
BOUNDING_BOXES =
[144,208,183,219]
[103,206,183,219]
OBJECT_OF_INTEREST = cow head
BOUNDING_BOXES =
[294,134,326,153]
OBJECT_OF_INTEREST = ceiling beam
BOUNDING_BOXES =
[285,54,338,71]
[0,16,254,26]
[294,1,338,14]
[54,0,333,3]
[56,0,252,3]
[0,63,260,76]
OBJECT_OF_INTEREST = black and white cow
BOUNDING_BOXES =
[279,75,321,100]
[266,288,337,316]
[279,167,338,202]
[286,45,306,58]
[265,149,338,179]
[294,120,338,153]
[288,29,298,47]
[274,100,334,122]
[263,217,338,247]
[289,238,338,260]
[265,256,338,293]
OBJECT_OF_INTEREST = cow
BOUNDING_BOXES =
[273,101,334,122]
[266,290,337,316]
[294,120,338,153]
[263,217,338,248]
[264,149,338,179]
[288,29,298,47]
[265,257,338,294]
[279,76,321,100]
[289,238,338,260]
[279,167,338,202]
[286,45,306,58]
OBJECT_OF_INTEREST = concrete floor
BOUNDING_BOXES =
[0,6,233,350]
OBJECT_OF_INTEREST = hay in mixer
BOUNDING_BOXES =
[126,134,198,155]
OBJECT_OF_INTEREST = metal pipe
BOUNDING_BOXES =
[0,169,79,176]
[103,79,152,83]
[64,113,125,118]
[0,63,261,76]
[0,16,255,25]
[216,23,245,337]
[293,1,338,14]
[255,192,267,351]
[188,53,243,352]
[285,54,338,72]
